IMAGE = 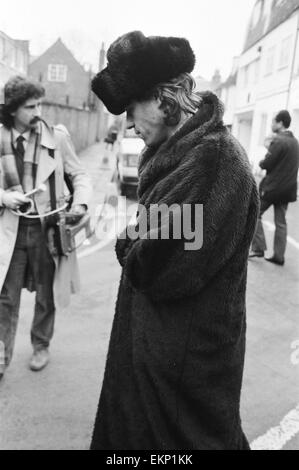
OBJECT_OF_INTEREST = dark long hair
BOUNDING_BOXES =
[0,76,45,129]
[0,104,16,129]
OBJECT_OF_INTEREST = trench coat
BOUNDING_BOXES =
[0,122,91,309]
[91,92,259,450]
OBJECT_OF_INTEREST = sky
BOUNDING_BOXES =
[0,0,256,80]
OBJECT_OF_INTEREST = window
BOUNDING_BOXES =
[16,49,26,72]
[251,1,262,28]
[265,46,276,76]
[279,36,292,69]
[273,0,287,7]
[259,114,268,146]
[244,64,250,87]
[242,60,259,88]
[48,64,67,82]
[0,37,5,61]
[6,43,16,68]
[254,59,260,83]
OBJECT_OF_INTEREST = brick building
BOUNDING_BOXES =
[29,38,93,109]
[0,30,29,102]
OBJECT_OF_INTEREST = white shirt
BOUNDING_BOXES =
[12,129,31,152]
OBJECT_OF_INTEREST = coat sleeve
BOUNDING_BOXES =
[57,130,92,207]
[259,140,283,172]
[0,160,4,207]
[0,180,5,211]
[122,175,259,302]
[0,129,5,212]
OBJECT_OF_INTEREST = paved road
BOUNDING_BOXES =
[242,200,299,450]
[0,151,298,449]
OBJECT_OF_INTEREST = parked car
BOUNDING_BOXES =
[116,132,144,196]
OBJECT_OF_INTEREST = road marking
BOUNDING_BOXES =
[79,201,299,449]
[251,221,299,449]
[79,197,136,259]
[250,404,299,450]
[79,218,299,259]
[78,221,119,258]
[264,221,299,251]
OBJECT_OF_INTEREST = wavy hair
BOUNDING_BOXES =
[142,73,202,127]
[0,76,45,129]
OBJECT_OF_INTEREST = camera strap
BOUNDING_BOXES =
[48,148,63,255]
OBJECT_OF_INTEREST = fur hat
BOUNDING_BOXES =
[92,31,196,115]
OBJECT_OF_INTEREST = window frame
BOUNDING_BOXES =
[278,36,292,70]
[47,64,68,82]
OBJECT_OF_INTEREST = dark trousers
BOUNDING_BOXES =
[0,219,55,366]
[251,198,288,262]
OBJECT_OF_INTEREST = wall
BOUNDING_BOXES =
[42,102,106,152]
[0,32,29,101]
[233,10,299,168]
[244,0,299,52]
[29,39,90,109]
[221,84,237,127]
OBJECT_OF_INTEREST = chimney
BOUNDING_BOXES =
[99,42,106,72]
[211,69,222,92]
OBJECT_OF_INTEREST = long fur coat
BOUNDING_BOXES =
[91,92,259,450]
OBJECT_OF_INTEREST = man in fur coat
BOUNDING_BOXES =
[90,31,259,450]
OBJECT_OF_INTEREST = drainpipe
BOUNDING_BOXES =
[286,10,299,109]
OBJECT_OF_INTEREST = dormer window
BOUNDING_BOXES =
[251,1,262,27]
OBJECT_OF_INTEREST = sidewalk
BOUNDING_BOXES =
[0,144,298,450]
[78,141,117,229]
[0,141,121,450]
[241,200,299,449]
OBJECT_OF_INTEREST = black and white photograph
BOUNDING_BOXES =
[0,0,298,452]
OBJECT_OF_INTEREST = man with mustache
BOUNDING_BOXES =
[0,76,91,381]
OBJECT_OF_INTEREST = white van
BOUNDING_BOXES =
[116,133,144,196]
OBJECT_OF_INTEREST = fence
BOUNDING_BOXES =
[42,102,109,152]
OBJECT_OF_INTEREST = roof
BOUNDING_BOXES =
[0,30,29,51]
[29,38,87,74]
[243,0,299,52]
[222,73,238,88]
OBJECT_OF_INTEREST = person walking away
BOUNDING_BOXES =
[249,110,299,266]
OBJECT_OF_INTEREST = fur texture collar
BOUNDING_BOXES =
[138,91,225,198]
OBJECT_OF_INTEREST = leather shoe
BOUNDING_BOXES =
[249,250,264,258]
[29,348,50,372]
[0,372,4,382]
[265,256,285,266]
